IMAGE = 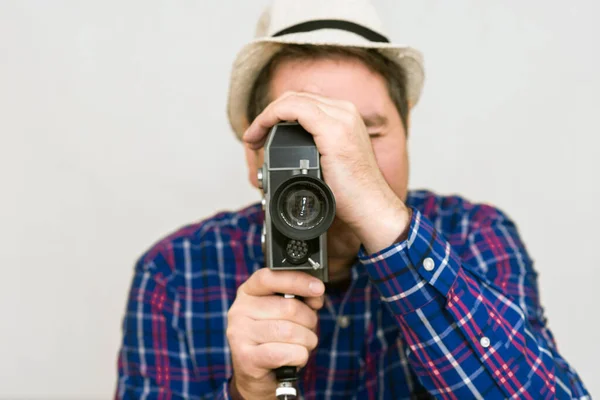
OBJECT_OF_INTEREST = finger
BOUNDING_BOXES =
[289,91,357,113]
[284,94,357,127]
[243,94,342,149]
[275,90,356,113]
[247,319,319,350]
[239,295,319,330]
[252,342,310,370]
[303,294,325,311]
[242,268,325,298]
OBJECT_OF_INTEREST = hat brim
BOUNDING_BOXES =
[226,30,425,139]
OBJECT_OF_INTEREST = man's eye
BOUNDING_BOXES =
[368,132,382,138]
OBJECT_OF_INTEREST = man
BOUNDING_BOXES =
[115,0,589,399]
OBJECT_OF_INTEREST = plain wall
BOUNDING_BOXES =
[1,0,598,398]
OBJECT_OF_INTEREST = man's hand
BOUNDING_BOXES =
[243,91,411,253]
[226,268,325,400]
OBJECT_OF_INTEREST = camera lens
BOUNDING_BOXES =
[270,175,335,241]
[284,189,323,230]
[279,182,326,232]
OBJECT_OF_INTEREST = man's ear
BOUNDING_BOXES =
[244,143,263,189]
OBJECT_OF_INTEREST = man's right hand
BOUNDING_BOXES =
[226,268,325,399]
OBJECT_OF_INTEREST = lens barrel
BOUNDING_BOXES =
[270,175,335,241]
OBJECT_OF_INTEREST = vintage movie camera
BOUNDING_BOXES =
[258,122,336,283]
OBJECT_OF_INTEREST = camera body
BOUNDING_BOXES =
[258,122,335,282]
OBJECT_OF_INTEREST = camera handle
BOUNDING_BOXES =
[275,293,299,400]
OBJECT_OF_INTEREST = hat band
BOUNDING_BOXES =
[272,19,389,43]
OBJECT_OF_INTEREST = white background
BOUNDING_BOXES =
[1,0,598,398]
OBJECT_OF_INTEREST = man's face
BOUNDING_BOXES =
[245,55,409,258]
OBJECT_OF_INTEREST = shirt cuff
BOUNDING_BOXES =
[358,208,461,315]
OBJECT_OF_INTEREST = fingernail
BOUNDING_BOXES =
[309,280,324,295]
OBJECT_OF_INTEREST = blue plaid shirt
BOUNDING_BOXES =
[116,190,589,399]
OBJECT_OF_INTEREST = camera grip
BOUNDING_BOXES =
[274,293,299,399]
[274,365,298,382]
[274,292,297,379]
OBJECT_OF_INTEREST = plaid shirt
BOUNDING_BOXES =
[116,190,589,399]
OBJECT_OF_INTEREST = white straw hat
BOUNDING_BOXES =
[226,0,425,140]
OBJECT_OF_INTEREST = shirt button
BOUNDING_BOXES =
[423,257,435,271]
[480,336,491,348]
[337,315,350,328]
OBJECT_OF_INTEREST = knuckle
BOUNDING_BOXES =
[255,268,270,288]
[349,111,361,126]
[236,282,245,297]
[298,347,310,367]
[307,331,319,351]
[274,320,293,341]
[303,101,324,120]
[275,91,299,105]
[306,295,324,310]
[226,308,238,325]
[341,99,357,112]
[225,325,236,342]
[333,122,347,138]
[236,344,253,366]
[307,311,318,330]
[281,90,296,99]
[265,345,285,366]
[289,272,305,289]
[226,321,245,345]
[228,293,245,315]
[316,295,325,309]
[342,113,357,129]
[281,298,298,319]
[316,105,330,122]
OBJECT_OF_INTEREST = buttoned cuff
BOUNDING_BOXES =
[358,208,461,315]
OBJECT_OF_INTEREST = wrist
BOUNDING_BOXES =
[229,375,246,400]
[353,191,411,254]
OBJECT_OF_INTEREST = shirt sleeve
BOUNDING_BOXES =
[114,254,234,400]
[359,207,590,399]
